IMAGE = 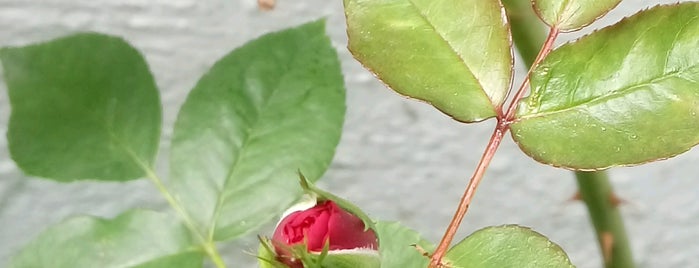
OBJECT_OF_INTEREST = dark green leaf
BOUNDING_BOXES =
[9,210,204,268]
[169,20,345,241]
[444,225,574,268]
[1,33,161,182]
[344,0,513,122]
[512,3,699,170]
[375,221,433,268]
[533,0,621,31]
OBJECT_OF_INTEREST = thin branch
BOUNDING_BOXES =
[429,123,506,267]
[575,172,634,268]
[504,27,559,122]
[428,26,560,268]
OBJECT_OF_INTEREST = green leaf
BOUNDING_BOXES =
[344,0,513,122]
[533,0,621,31]
[512,3,699,170]
[169,20,345,241]
[316,250,381,268]
[444,225,574,268]
[9,210,204,268]
[0,33,161,182]
[375,221,434,268]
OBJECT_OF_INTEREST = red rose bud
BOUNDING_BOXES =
[271,200,379,266]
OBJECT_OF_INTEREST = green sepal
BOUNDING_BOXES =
[257,236,380,268]
[257,237,288,268]
[298,172,377,235]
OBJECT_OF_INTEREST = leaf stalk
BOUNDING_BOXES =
[429,22,560,268]
[502,0,635,266]
[126,148,227,268]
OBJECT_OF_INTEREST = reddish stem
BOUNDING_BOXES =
[504,27,559,121]
[428,27,560,268]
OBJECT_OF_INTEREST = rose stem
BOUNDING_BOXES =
[428,23,560,268]
[502,0,635,267]
[575,172,634,268]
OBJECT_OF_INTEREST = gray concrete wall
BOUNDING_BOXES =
[0,0,697,267]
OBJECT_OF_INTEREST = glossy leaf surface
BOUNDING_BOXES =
[533,0,621,31]
[512,3,699,170]
[1,33,161,181]
[444,225,574,268]
[344,0,513,122]
[376,221,434,268]
[169,20,345,241]
[9,210,203,268]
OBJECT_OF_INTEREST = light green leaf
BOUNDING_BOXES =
[533,0,621,31]
[376,221,433,268]
[512,3,699,170]
[1,33,161,182]
[9,210,204,268]
[344,0,513,122]
[316,250,381,268]
[444,225,574,268]
[169,20,345,241]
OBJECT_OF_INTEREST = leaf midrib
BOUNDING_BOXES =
[516,66,696,121]
[127,247,203,268]
[205,50,298,241]
[405,0,491,105]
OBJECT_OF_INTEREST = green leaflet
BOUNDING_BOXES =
[444,225,574,268]
[376,221,434,268]
[344,0,513,122]
[1,33,161,182]
[9,210,203,268]
[533,0,621,31]
[168,20,345,241]
[512,3,699,170]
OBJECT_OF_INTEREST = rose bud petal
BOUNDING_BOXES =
[271,200,379,266]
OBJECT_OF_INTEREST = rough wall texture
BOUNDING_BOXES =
[0,0,697,267]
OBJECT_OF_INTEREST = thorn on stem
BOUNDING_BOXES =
[568,191,582,202]
[609,193,625,207]
[600,232,614,264]
[258,0,275,11]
